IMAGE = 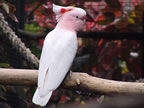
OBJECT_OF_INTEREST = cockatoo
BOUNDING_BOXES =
[32,4,86,106]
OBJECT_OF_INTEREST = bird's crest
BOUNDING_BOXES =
[60,8,73,14]
[52,4,73,22]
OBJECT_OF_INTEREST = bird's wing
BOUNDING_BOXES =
[38,30,77,97]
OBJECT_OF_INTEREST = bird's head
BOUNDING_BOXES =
[53,4,86,32]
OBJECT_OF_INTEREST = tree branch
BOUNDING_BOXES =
[0,68,144,95]
[18,29,47,40]
[18,29,144,40]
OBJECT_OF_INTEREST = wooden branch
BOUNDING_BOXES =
[18,29,144,40]
[18,29,47,40]
[0,68,144,95]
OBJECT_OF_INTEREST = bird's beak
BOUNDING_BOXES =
[81,16,87,23]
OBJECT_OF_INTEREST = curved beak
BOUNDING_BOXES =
[81,16,87,23]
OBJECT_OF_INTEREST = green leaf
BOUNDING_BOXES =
[30,46,41,58]
[0,63,10,68]
[97,12,115,25]
[24,23,40,32]
[128,17,135,24]
[97,19,113,25]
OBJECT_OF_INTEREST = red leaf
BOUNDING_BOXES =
[40,39,44,46]
[98,39,104,47]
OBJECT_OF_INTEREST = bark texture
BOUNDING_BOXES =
[0,68,144,95]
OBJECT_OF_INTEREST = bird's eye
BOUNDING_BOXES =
[76,16,79,19]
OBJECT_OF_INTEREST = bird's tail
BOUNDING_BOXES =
[32,88,52,106]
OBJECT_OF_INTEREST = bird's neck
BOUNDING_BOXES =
[55,20,77,33]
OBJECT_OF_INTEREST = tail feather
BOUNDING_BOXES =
[32,88,52,106]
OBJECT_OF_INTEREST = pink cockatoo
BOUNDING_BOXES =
[32,4,86,106]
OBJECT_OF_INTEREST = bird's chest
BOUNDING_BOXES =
[56,34,78,51]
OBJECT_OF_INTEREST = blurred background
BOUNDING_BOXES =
[0,0,144,108]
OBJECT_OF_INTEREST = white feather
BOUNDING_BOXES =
[32,28,77,106]
[52,4,73,15]
[52,4,74,22]
[32,88,52,106]
[33,3,86,106]
[52,4,62,15]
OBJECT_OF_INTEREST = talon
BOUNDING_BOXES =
[67,70,73,79]
[69,70,72,77]
[98,95,104,104]
[76,79,80,85]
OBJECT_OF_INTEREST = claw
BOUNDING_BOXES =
[76,79,80,85]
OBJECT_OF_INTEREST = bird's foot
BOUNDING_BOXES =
[76,79,80,85]
[67,70,72,80]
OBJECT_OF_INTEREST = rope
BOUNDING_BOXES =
[0,13,39,68]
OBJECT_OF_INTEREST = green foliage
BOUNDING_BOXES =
[97,19,113,25]
[30,45,41,58]
[0,63,10,68]
[24,23,41,32]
